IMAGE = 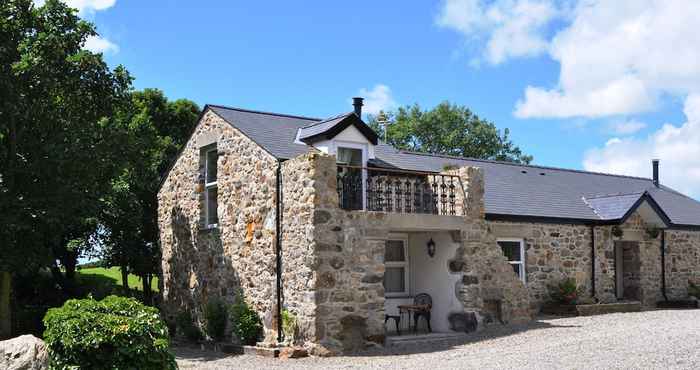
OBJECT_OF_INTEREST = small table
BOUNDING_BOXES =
[397,304,432,333]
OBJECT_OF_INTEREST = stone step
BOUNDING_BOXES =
[576,301,642,316]
[657,300,699,309]
[386,332,468,347]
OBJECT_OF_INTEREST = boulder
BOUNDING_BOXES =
[448,312,478,333]
[279,346,308,359]
[0,335,49,370]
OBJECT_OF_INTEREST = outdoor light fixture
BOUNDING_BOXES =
[196,173,205,193]
[427,238,436,258]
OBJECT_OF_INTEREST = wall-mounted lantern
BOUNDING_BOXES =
[427,238,436,258]
[611,225,624,239]
[196,173,205,193]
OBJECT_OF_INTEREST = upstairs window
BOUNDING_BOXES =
[336,145,366,210]
[204,146,218,228]
[497,239,525,283]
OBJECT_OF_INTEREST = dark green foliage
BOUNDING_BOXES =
[99,89,199,302]
[43,296,176,370]
[1,0,133,277]
[612,225,624,238]
[367,102,533,164]
[175,310,202,342]
[549,278,579,305]
[230,300,262,345]
[204,298,228,341]
[689,281,700,299]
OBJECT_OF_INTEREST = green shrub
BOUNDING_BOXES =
[230,300,262,345]
[204,298,228,341]
[281,308,297,342]
[549,278,579,305]
[43,295,176,370]
[175,310,202,342]
[689,281,700,299]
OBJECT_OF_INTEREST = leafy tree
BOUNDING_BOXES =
[99,89,199,302]
[0,0,132,332]
[368,102,533,164]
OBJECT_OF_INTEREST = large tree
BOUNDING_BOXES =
[0,0,132,333]
[99,89,199,302]
[368,102,533,164]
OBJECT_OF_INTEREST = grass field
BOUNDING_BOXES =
[77,267,159,292]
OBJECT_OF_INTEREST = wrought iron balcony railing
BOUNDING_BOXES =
[336,165,460,216]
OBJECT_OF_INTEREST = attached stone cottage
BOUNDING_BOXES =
[157,98,700,353]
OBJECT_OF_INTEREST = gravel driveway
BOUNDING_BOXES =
[175,309,700,369]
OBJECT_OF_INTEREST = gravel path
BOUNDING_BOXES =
[175,309,700,369]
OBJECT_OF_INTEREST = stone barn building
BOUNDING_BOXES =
[157,98,700,353]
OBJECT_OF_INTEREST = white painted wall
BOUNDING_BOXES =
[308,125,376,159]
[384,232,463,333]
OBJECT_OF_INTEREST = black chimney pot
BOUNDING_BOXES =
[652,159,660,187]
[352,97,364,117]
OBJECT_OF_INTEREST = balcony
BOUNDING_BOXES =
[336,165,460,216]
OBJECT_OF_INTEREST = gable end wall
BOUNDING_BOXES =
[157,110,280,340]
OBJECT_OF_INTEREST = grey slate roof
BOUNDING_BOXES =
[297,113,354,141]
[583,192,645,220]
[207,104,700,228]
[208,105,319,159]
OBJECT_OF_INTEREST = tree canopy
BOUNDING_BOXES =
[99,89,199,297]
[368,102,533,164]
[0,0,132,275]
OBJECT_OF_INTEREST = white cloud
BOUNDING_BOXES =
[34,0,116,14]
[515,0,700,119]
[84,35,119,54]
[608,120,647,135]
[583,94,700,199]
[436,0,559,65]
[356,84,398,116]
[33,1,119,53]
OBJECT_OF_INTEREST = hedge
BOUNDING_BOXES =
[43,295,176,369]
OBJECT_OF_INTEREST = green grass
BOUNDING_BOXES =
[77,267,159,292]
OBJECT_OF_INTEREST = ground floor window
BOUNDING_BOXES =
[497,239,526,283]
[384,234,409,297]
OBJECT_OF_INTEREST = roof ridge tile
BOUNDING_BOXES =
[207,104,322,121]
[397,149,654,181]
[301,112,353,129]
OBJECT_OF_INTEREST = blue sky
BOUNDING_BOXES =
[64,0,700,199]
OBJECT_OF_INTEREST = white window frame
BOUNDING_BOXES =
[333,141,368,210]
[384,233,410,297]
[497,238,526,283]
[204,146,218,229]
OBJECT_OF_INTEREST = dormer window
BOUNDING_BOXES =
[337,147,363,166]
[336,143,367,210]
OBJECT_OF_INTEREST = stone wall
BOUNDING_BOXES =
[158,110,279,340]
[488,221,592,309]
[665,229,700,299]
[308,153,387,353]
[454,167,533,324]
[486,211,699,309]
[278,154,319,345]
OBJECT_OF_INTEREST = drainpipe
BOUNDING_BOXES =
[590,225,596,299]
[661,229,668,301]
[275,161,284,343]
